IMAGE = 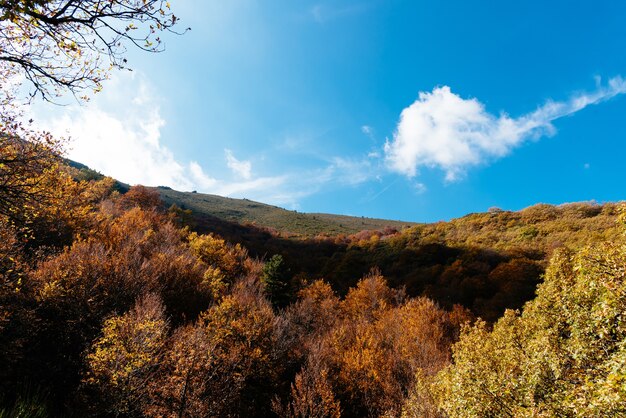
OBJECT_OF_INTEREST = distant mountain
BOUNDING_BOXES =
[156,187,415,237]
[66,159,414,236]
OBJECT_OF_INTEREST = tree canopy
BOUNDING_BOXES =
[0,0,185,101]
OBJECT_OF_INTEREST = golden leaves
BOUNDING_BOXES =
[85,293,168,415]
[430,210,626,417]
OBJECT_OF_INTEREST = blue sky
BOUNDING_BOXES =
[32,0,626,222]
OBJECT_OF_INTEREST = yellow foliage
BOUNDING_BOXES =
[430,212,626,417]
[187,232,249,297]
[85,294,168,416]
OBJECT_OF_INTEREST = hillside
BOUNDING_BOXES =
[66,162,624,321]
[3,150,625,417]
[156,187,414,237]
[151,176,622,322]
[67,161,415,236]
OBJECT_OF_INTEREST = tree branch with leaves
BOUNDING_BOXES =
[0,0,186,101]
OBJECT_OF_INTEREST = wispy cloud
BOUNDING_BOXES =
[385,77,626,181]
[325,156,376,185]
[28,72,376,209]
[225,149,252,179]
[188,160,287,198]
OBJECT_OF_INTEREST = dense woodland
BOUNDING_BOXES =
[2,134,626,417]
[2,1,626,416]
[169,192,621,322]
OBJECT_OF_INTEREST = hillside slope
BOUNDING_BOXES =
[156,187,414,237]
[67,160,414,236]
[67,162,624,321]
[153,176,622,321]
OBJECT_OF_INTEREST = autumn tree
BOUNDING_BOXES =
[430,214,626,417]
[117,185,163,211]
[194,280,281,417]
[84,293,169,416]
[330,294,452,417]
[0,118,119,254]
[147,280,281,417]
[273,353,341,418]
[280,280,341,365]
[0,132,61,222]
[277,272,463,418]
[144,323,220,418]
[0,131,99,246]
[0,0,185,101]
[187,231,251,299]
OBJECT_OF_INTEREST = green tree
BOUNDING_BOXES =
[262,254,291,309]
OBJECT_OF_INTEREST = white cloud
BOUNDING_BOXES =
[27,72,376,209]
[32,75,194,190]
[189,161,218,189]
[27,73,290,201]
[225,149,252,179]
[385,77,626,181]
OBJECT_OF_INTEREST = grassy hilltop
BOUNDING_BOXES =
[156,187,414,237]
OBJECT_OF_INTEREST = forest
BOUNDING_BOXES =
[2,134,626,417]
[2,1,626,416]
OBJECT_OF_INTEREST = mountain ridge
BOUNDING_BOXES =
[156,187,415,237]
[68,159,416,236]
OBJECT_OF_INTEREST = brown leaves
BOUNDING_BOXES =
[146,281,281,417]
[279,273,465,418]
[275,357,341,418]
[33,207,213,322]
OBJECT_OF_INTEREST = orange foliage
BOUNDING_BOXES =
[33,207,211,323]
[274,355,341,418]
[280,273,469,418]
[117,185,162,211]
[147,280,280,417]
